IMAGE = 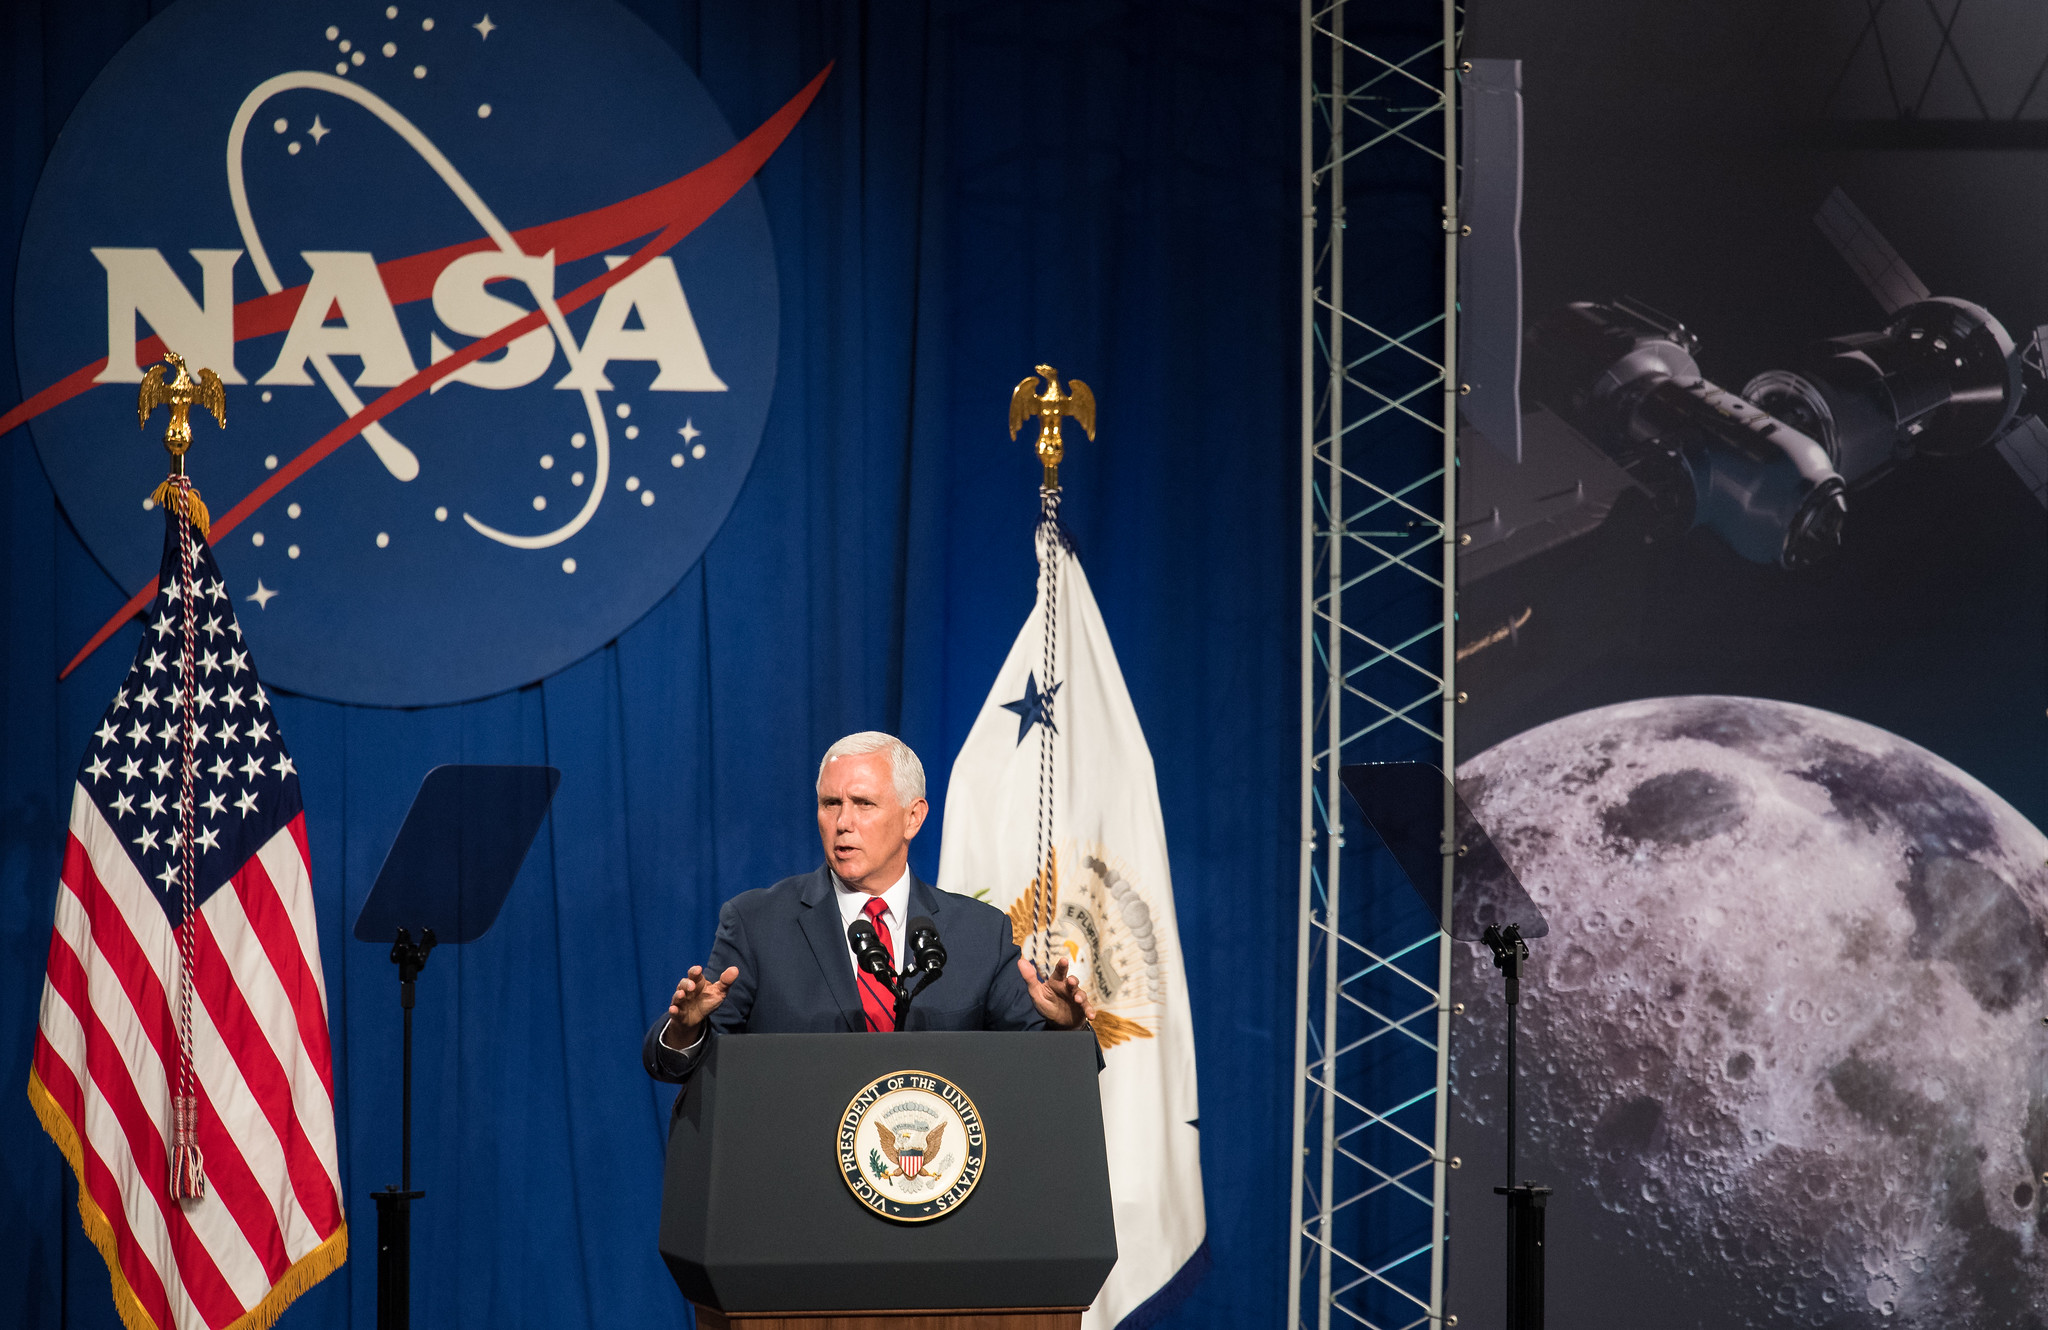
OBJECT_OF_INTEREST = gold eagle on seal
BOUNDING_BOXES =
[873,1118,947,1181]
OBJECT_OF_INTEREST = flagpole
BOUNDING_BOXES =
[1008,365,1097,977]
[138,350,227,1204]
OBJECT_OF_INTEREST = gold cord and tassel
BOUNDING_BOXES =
[137,351,226,1203]
[147,478,211,537]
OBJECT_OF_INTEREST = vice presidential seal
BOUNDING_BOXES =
[837,1070,986,1222]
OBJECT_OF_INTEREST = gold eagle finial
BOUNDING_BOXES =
[1008,364,1096,490]
[138,351,225,535]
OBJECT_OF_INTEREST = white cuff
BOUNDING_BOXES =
[658,1018,707,1057]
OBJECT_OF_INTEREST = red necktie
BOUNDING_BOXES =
[856,896,898,1032]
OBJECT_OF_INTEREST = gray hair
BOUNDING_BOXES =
[817,731,927,805]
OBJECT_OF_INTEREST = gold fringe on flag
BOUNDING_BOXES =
[148,479,210,538]
[29,1068,349,1330]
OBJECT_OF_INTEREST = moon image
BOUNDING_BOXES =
[1448,696,2048,1329]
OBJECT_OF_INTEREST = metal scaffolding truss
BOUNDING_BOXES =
[1292,0,1458,1328]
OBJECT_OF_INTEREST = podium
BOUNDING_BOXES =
[661,1030,1115,1330]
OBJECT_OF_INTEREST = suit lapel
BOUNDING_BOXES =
[907,875,945,924]
[798,865,865,1032]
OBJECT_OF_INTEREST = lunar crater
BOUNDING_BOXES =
[1453,697,2048,1328]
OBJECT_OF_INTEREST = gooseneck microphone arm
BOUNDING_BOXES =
[846,915,949,1028]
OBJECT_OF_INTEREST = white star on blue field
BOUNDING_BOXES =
[1001,673,1060,745]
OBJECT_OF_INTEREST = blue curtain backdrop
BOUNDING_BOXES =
[0,3,1298,1328]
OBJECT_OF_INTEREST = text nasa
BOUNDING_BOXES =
[838,1076,985,1212]
[88,246,726,391]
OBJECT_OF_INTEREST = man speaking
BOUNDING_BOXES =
[642,732,1092,1088]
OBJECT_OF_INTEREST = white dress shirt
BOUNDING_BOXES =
[660,865,913,1056]
[833,865,911,975]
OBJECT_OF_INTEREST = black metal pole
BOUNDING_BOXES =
[1505,997,1518,1188]
[402,995,412,1192]
[377,928,432,1330]
[1484,922,1548,1330]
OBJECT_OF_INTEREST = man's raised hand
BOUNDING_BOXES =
[1018,955,1095,1031]
[665,964,739,1044]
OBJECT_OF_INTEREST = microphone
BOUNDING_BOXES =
[846,917,898,983]
[905,916,946,980]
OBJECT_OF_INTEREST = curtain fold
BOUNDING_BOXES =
[0,4,1300,1329]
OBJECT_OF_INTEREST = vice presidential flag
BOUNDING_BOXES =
[29,503,345,1330]
[937,524,1207,1330]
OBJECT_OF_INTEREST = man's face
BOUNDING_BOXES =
[816,751,927,893]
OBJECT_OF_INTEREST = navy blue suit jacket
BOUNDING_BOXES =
[641,866,1044,1088]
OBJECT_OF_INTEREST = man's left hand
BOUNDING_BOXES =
[1019,955,1095,1031]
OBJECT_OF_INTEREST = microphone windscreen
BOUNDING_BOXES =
[847,917,879,950]
[906,915,937,940]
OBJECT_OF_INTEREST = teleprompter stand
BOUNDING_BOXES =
[352,764,561,1330]
[1338,763,1551,1330]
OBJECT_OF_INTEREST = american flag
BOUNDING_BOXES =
[28,502,345,1330]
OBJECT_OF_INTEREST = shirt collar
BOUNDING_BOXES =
[832,864,912,918]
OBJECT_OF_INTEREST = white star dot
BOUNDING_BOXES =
[692,444,706,459]
[414,65,428,78]
[247,581,278,608]
[678,419,700,443]
[264,452,277,466]
[336,62,349,75]
[615,403,631,419]
[376,532,390,548]
[288,545,301,559]
[273,118,288,134]
[571,432,587,449]
[326,25,340,39]
[308,116,330,144]
[288,142,302,155]
[539,454,554,469]
[571,471,585,486]
[143,497,156,511]
[641,490,655,506]
[477,103,492,118]
[339,38,352,51]
[625,476,639,492]
[352,49,365,65]
[561,558,577,574]
[532,496,546,511]
[624,425,639,439]
[386,5,398,16]
[671,453,684,467]
[383,41,397,55]
[422,17,434,30]
[252,531,265,547]
[435,506,448,521]
[288,502,302,519]
[473,13,495,38]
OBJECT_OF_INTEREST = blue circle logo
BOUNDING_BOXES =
[15,0,805,705]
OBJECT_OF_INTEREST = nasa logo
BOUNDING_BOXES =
[13,0,815,705]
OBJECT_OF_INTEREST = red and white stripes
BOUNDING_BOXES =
[30,787,345,1330]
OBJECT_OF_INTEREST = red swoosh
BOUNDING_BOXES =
[51,65,829,681]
